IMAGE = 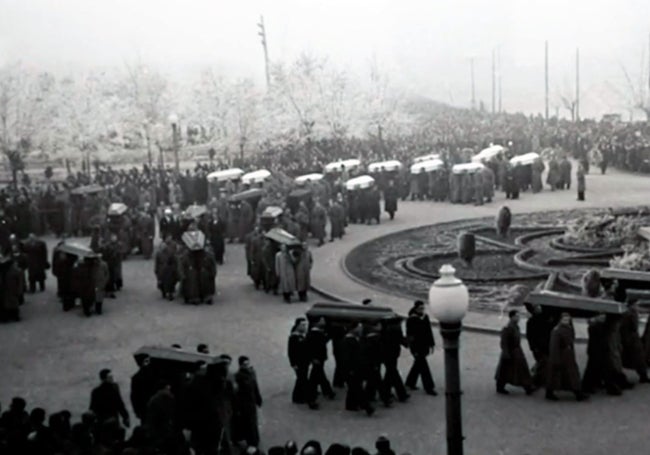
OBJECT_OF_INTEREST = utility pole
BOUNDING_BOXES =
[491,49,496,114]
[545,40,549,120]
[498,46,502,113]
[575,47,580,122]
[257,15,270,90]
[470,57,476,110]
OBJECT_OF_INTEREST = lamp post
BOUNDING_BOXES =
[143,119,153,169]
[168,113,180,175]
[428,264,469,455]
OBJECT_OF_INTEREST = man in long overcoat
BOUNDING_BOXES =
[246,227,264,289]
[306,318,336,403]
[328,199,344,241]
[52,242,76,310]
[22,233,48,293]
[546,313,587,401]
[295,243,312,302]
[234,357,263,448]
[199,249,217,304]
[481,166,495,203]
[262,238,278,294]
[473,170,484,206]
[296,202,311,242]
[0,255,23,322]
[310,201,327,246]
[154,237,179,300]
[559,156,572,189]
[275,245,297,303]
[178,249,201,304]
[238,200,255,242]
[531,159,544,193]
[619,302,650,383]
[526,304,553,387]
[382,180,398,221]
[207,209,225,265]
[546,156,560,190]
[288,318,311,406]
[137,208,155,259]
[367,187,381,224]
[341,324,373,415]
[577,164,586,201]
[495,310,534,394]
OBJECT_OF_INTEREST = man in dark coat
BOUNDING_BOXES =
[73,256,101,317]
[22,233,48,292]
[137,207,155,259]
[361,322,391,407]
[154,236,179,300]
[367,187,381,224]
[234,356,263,448]
[101,234,122,297]
[310,201,327,246]
[328,199,345,241]
[52,242,76,311]
[526,304,553,387]
[89,369,130,428]
[130,356,157,423]
[207,209,226,265]
[381,318,409,402]
[559,156,572,189]
[186,362,221,455]
[288,318,312,407]
[0,255,23,322]
[306,318,336,403]
[404,301,437,395]
[546,313,587,401]
[582,315,623,395]
[145,381,181,453]
[495,310,534,395]
[341,324,374,415]
[619,301,650,383]
[246,227,264,289]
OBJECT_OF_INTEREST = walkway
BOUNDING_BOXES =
[310,166,650,338]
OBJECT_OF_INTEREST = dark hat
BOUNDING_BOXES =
[362,298,372,305]
[414,300,425,308]
[508,309,518,318]
[238,355,250,366]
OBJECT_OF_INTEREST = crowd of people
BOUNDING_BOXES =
[0,341,407,455]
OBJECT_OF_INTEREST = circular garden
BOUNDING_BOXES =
[345,206,650,313]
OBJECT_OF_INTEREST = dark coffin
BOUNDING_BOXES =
[525,290,625,318]
[133,345,228,387]
[601,268,650,291]
[306,302,400,327]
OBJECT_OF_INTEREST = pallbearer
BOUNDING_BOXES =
[178,230,217,305]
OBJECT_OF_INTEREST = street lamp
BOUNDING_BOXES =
[428,264,469,455]
[168,113,180,175]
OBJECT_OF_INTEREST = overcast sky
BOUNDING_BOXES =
[1,0,649,118]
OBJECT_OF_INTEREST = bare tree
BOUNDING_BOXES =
[618,52,650,120]
[0,63,54,184]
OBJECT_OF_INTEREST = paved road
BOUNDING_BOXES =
[2,166,650,454]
